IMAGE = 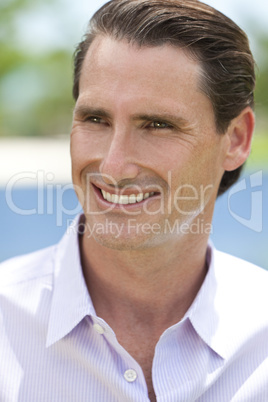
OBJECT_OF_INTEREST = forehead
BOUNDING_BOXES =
[80,35,202,91]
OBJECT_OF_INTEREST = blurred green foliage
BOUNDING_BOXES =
[247,132,268,171]
[255,36,268,118]
[0,0,74,137]
[0,50,73,136]
[0,0,268,146]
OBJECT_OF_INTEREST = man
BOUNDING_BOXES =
[1,0,267,401]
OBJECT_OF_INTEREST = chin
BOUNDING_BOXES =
[89,231,159,251]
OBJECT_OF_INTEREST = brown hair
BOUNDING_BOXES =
[73,0,256,196]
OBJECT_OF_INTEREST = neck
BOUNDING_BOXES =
[80,227,209,331]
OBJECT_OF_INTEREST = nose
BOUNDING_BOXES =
[99,127,140,185]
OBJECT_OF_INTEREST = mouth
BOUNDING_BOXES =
[101,190,156,205]
[92,183,160,207]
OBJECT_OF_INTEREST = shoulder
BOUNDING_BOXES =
[0,245,56,289]
[213,248,268,284]
[213,248,268,327]
[204,248,268,359]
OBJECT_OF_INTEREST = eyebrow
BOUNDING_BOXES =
[132,113,191,126]
[73,105,112,119]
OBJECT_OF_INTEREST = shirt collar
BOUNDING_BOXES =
[46,216,96,347]
[187,241,255,360]
[186,242,227,359]
[47,218,250,358]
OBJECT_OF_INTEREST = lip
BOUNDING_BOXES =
[92,180,161,197]
[92,183,161,210]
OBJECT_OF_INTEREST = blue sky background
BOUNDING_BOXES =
[15,0,268,62]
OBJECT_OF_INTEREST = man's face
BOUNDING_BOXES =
[71,36,230,250]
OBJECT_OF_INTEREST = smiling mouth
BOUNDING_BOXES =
[100,190,157,205]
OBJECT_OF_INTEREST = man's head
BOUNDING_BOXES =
[72,0,255,196]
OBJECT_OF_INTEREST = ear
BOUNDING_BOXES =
[223,106,255,172]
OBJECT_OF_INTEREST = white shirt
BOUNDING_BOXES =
[1,216,268,401]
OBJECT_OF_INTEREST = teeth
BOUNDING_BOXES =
[106,192,112,202]
[119,195,129,205]
[136,193,143,202]
[101,190,155,204]
[128,194,137,204]
[112,194,119,203]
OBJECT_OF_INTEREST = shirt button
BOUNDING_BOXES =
[93,323,105,334]
[124,369,137,382]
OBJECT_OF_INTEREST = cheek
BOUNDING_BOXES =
[70,137,92,191]
[70,129,106,176]
[70,138,84,178]
[169,140,222,190]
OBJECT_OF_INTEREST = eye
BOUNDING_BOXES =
[86,116,104,124]
[149,121,172,129]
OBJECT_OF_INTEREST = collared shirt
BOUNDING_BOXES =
[1,217,268,402]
